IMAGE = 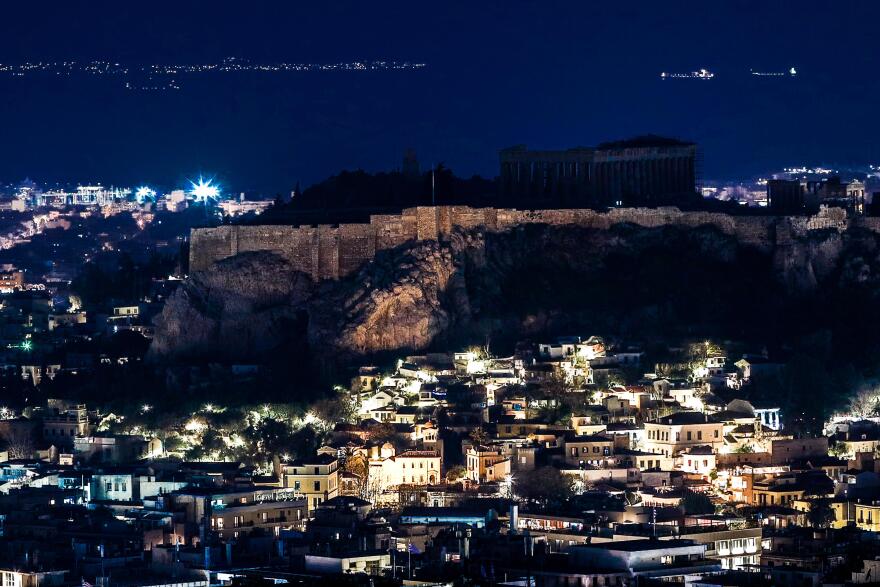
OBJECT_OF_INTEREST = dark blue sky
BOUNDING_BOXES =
[0,1,877,193]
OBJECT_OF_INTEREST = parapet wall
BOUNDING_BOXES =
[189,205,872,280]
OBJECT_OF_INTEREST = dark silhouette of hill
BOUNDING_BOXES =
[250,166,497,226]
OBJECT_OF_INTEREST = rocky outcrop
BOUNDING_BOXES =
[150,221,880,367]
[310,241,462,355]
[150,253,314,360]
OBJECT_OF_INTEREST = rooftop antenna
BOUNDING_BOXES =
[431,163,436,206]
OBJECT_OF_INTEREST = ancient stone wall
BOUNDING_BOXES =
[189,206,880,280]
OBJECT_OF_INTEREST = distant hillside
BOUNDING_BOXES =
[250,167,497,226]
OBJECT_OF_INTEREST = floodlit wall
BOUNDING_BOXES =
[190,205,867,280]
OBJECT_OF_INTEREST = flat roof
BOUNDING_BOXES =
[574,538,698,552]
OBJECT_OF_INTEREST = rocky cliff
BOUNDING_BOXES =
[151,219,880,370]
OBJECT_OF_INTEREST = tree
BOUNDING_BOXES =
[848,387,880,419]
[312,395,355,425]
[807,500,836,529]
[254,418,293,455]
[368,422,397,443]
[515,467,574,509]
[680,490,714,515]
[542,372,570,398]
[445,465,466,483]
[342,452,373,500]
[288,424,323,459]
[469,427,489,446]
[0,426,35,459]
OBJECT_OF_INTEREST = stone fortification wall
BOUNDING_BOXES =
[189,205,869,280]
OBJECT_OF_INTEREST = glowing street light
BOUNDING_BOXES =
[189,177,220,202]
[135,186,157,203]
[20,340,32,352]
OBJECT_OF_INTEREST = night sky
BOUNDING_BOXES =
[0,1,877,193]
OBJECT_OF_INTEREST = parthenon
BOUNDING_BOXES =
[499,136,697,206]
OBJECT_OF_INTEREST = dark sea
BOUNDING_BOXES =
[0,63,875,193]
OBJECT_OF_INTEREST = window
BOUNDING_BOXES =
[314,481,320,491]
[714,430,719,438]
[687,431,692,441]
[294,480,301,491]
[105,482,112,492]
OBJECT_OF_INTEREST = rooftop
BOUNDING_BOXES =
[575,538,699,552]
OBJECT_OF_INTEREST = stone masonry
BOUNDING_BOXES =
[189,205,879,280]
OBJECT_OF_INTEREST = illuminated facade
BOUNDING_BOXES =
[277,454,340,512]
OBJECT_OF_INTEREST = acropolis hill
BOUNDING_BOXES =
[189,204,867,280]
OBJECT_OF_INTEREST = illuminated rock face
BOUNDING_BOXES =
[153,210,880,367]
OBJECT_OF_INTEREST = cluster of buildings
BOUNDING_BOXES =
[7,336,880,585]
[702,165,880,214]
[0,281,177,385]
[4,182,271,218]
[767,176,869,215]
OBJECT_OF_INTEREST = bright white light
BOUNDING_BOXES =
[185,418,206,433]
[135,186,156,203]
[189,177,220,202]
